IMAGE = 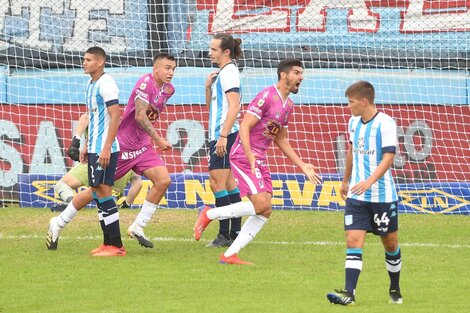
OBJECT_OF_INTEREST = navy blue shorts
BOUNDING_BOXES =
[208,132,238,171]
[87,152,119,187]
[344,198,399,236]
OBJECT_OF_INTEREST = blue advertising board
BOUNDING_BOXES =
[18,173,470,214]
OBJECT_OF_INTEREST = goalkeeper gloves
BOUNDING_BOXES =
[67,136,81,161]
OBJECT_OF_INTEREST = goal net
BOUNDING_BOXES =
[0,0,469,214]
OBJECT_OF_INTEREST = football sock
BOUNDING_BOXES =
[385,247,402,292]
[54,179,74,203]
[99,196,122,248]
[57,202,78,228]
[224,215,267,257]
[207,201,256,220]
[228,188,242,240]
[97,210,110,245]
[345,248,363,295]
[93,192,110,245]
[135,200,158,228]
[215,190,231,239]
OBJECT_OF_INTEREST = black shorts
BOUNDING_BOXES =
[208,132,238,171]
[87,152,119,187]
[344,198,399,236]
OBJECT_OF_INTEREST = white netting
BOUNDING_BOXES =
[0,0,469,213]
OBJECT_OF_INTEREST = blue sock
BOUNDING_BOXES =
[93,192,110,245]
[214,190,230,239]
[99,196,122,248]
[345,248,363,295]
[385,247,402,292]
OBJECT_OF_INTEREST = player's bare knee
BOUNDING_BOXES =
[254,201,272,217]
[346,236,362,249]
[154,175,171,190]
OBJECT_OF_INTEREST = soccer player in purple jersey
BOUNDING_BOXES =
[194,59,322,265]
[46,53,176,254]
[115,53,175,249]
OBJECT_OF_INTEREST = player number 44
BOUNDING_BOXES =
[373,212,390,227]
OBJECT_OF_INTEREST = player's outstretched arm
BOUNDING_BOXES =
[274,127,322,185]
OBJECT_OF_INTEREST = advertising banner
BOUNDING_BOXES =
[18,173,470,214]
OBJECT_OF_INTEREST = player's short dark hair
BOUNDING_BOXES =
[153,53,176,64]
[213,33,243,60]
[345,81,375,104]
[277,59,303,81]
[85,46,107,61]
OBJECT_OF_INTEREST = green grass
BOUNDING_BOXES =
[0,207,469,313]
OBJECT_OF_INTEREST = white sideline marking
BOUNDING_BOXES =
[0,233,468,249]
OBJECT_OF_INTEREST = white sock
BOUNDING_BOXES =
[207,201,256,220]
[54,180,74,203]
[224,215,268,257]
[135,200,158,227]
[57,202,78,228]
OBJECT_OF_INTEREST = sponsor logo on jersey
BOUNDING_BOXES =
[121,147,148,160]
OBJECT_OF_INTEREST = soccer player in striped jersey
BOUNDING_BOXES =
[47,46,125,256]
[204,33,243,247]
[327,81,403,305]
[194,59,322,265]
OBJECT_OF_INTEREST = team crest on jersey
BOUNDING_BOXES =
[257,99,265,107]
[140,83,147,90]
[164,85,173,94]
[263,120,281,138]
[357,137,365,149]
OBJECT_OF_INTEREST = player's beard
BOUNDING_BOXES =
[289,80,301,94]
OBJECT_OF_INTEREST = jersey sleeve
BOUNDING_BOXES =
[133,75,152,104]
[100,76,119,106]
[219,67,240,93]
[246,89,268,120]
[381,116,397,152]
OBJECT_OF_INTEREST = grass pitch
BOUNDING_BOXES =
[0,207,469,313]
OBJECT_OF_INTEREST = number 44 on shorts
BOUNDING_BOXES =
[373,212,390,227]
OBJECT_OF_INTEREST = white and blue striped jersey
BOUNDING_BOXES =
[85,73,120,154]
[347,112,398,203]
[208,62,241,142]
